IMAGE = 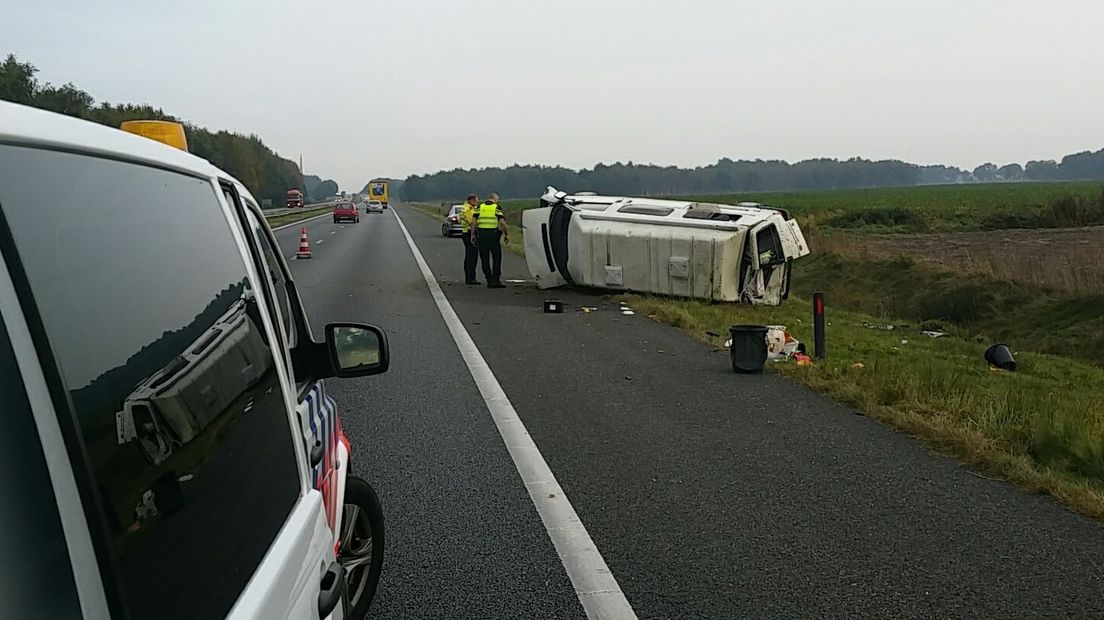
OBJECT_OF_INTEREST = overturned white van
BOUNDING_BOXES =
[523,187,811,305]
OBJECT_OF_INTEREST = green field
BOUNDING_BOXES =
[497,182,1104,234]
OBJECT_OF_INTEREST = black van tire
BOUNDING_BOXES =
[339,476,384,619]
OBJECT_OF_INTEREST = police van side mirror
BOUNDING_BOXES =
[293,322,390,381]
[327,323,389,377]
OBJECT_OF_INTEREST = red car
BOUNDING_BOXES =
[333,202,359,223]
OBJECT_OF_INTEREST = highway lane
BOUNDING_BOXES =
[278,202,1104,618]
[273,208,584,619]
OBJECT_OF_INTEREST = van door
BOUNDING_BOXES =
[742,217,792,306]
[522,207,568,289]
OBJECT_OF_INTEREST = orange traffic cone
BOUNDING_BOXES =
[296,227,312,259]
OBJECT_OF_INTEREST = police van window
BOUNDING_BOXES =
[245,208,297,349]
[0,315,82,618]
[0,145,300,620]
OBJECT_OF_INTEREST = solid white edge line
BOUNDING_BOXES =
[391,207,637,620]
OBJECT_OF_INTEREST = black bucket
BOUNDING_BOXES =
[729,325,768,373]
[985,343,1017,371]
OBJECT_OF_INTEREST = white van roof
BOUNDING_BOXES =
[0,101,228,182]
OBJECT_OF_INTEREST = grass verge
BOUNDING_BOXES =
[405,202,525,255]
[622,293,1104,521]
[264,205,334,228]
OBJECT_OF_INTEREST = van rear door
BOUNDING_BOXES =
[742,216,794,306]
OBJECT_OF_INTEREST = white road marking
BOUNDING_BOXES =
[391,208,637,620]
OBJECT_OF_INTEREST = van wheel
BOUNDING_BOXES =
[339,476,384,619]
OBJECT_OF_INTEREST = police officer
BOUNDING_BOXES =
[459,193,480,284]
[472,192,507,288]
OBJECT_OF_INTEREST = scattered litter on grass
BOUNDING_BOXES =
[864,322,909,331]
[921,331,947,338]
[765,325,802,359]
[851,362,865,369]
[985,343,1018,371]
[794,352,813,367]
[622,310,635,315]
[900,339,909,345]
[177,474,194,482]
[724,338,733,348]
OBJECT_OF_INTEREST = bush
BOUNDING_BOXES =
[824,207,928,232]
[1045,194,1104,228]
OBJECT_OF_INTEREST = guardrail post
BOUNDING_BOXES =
[813,291,826,359]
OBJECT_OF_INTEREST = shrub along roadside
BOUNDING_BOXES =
[622,294,1104,521]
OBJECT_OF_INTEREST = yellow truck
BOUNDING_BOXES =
[367,180,389,208]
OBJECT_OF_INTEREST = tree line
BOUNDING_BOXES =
[402,152,1104,202]
[0,54,338,205]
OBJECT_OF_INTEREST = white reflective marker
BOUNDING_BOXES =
[392,208,638,620]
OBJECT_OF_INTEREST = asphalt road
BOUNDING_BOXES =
[277,202,1104,619]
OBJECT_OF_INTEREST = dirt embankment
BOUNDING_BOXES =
[817,226,1104,294]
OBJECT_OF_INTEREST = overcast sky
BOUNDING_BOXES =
[8,0,1104,190]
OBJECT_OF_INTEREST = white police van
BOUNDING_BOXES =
[0,101,387,619]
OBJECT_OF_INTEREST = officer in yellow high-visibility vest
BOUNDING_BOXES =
[459,193,480,285]
[471,192,508,288]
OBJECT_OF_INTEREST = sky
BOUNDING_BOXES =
[7,0,1104,190]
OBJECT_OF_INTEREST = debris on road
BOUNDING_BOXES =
[729,325,769,373]
[543,300,564,313]
[621,310,635,315]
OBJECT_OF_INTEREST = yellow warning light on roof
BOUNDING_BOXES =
[119,120,188,152]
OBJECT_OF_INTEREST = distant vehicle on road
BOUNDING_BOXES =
[285,188,304,208]
[2,102,390,619]
[441,205,464,236]
[366,200,384,214]
[333,202,360,223]
[368,180,389,208]
[524,186,810,305]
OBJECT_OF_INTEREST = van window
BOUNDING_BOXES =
[0,314,82,618]
[756,224,786,265]
[0,145,300,620]
[617,204,674,216]
[683,203,741,222]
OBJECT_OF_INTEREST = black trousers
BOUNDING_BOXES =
[461,233,478,282]
[476,229,502,283]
